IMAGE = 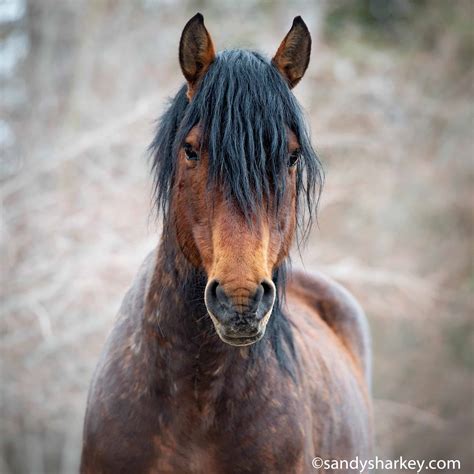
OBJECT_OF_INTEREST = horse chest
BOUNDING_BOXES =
[150,379,309,473]
[150,435,220,474]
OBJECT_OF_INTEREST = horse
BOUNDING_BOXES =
[80,13,372,474]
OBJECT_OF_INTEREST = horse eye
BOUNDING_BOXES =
[183,143,199,161]
[288,149,300,168]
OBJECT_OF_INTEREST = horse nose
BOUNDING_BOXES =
[205,278,275,326]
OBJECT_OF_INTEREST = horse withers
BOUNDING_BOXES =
[81,14,372,474]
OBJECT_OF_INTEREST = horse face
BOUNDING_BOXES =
[172,13,311,346]
[172,126,300,346]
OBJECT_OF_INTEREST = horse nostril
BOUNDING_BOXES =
[207,279,219,300]
[253,283,264,306]
[259,279,276,316]
[205,279,232,314]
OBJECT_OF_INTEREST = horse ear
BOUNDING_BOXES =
[179,13,216,99]
[272,16,311,89]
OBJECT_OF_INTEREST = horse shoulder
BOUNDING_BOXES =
[81,250,159,473]
[287,269,371,389]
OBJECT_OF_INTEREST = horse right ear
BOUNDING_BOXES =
[179,13,216,99]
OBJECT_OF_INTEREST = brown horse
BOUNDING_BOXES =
[81,14,372,474]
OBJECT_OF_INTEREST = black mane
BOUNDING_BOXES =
[149,49,323,376]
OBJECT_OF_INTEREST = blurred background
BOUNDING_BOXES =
[1,0,473,472]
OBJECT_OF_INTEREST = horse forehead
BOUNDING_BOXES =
[184,126,299,149]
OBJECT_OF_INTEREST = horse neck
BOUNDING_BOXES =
[145,221,265,397]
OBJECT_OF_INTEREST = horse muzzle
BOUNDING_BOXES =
[204,278,276,346]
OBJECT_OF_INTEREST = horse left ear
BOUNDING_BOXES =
[272,16,311,89]
[179,13,216,99]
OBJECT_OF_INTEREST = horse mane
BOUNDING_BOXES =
[149,49,323,377]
